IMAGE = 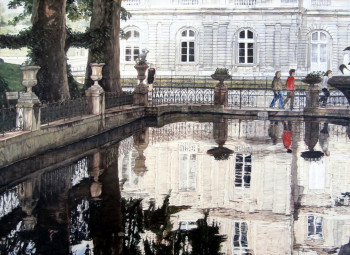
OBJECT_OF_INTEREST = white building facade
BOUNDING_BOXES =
[120,0,350,77]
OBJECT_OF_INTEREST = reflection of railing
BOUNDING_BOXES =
[311,0,331,6]
[1,106,17,136]
[0,186,19,218]
[41,97,89,125]
[105,92,133,109]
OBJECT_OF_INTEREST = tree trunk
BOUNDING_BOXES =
[85,0,122,93]
[31,0,70,101]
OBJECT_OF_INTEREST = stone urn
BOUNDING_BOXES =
[328,76,350,105]
[20,65,40,93]
[90,63,105,90]
[133,62,149,106]
[211,73,231,106]
[211,73,231,87]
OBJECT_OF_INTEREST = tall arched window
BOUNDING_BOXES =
[180,29,196,62]
[310,31,329,71]
[238,29,255,64]
[125,30,140,62]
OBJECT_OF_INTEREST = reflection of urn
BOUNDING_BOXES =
[90,63,105,90]
[88,152,103,199]
[133,128,149,175]
[301,121,324,161]
[18,180,40,231]
[207,118,233,160]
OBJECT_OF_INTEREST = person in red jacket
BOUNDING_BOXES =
[282,69,296,110]
[282,121,292,153]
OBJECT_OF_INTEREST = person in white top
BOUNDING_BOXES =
[319,70,332,107]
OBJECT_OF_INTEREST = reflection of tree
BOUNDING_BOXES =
[121,194,226,255]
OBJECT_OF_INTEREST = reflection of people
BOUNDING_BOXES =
[282,69,296,110]
[319,123,330,156]
[319,70,332,107]
[269,71,284,109]
[147,65,156,99]
[282,121,292,153]
[268,121,279,144]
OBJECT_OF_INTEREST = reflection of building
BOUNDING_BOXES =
[293,122,350,254]
[119,119,350,254]
[119,120,295,254]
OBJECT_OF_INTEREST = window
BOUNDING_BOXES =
[181,29,196,63]
[235,154,251,188]
[233,222,252,255]
[124,30,140,62]
[310,31,329,72]
[179,142,197,191]
[179,221,197,230]
[179,153,196,191]
[237,29,255,64]
[307,215,323,239]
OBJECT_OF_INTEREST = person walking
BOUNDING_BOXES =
[319,122,330,156]
[282,69,296,110]
[319,70,332,107]
[269,71,284,109]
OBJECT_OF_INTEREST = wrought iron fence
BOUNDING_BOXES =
[105,92,133,109]
[151,87,213,105]
[121,75,311,89]
[41,97,89,125]
[1,106,18,136]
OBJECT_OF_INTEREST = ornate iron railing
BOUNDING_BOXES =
[151,87,213,105]
[41,97,89,125]
[121,75,314,89]
[105,92,133,109]
[1,106,18,136]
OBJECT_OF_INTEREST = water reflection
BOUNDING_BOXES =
[0,116,349,254]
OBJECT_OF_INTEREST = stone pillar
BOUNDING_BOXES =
[16,66,41,131]
[305,85,320,109]
[133,63,149,106]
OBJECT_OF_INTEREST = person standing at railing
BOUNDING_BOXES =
[147,64,156,100]
[269,71,284,109]
[319,70,332,107]
[282,69,296,110]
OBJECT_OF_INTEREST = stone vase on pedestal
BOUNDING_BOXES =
[211,74,231,106]
[133,63,149,106]
[85,63,105,116]
[302,77,322,109]
[16,66,41,131]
